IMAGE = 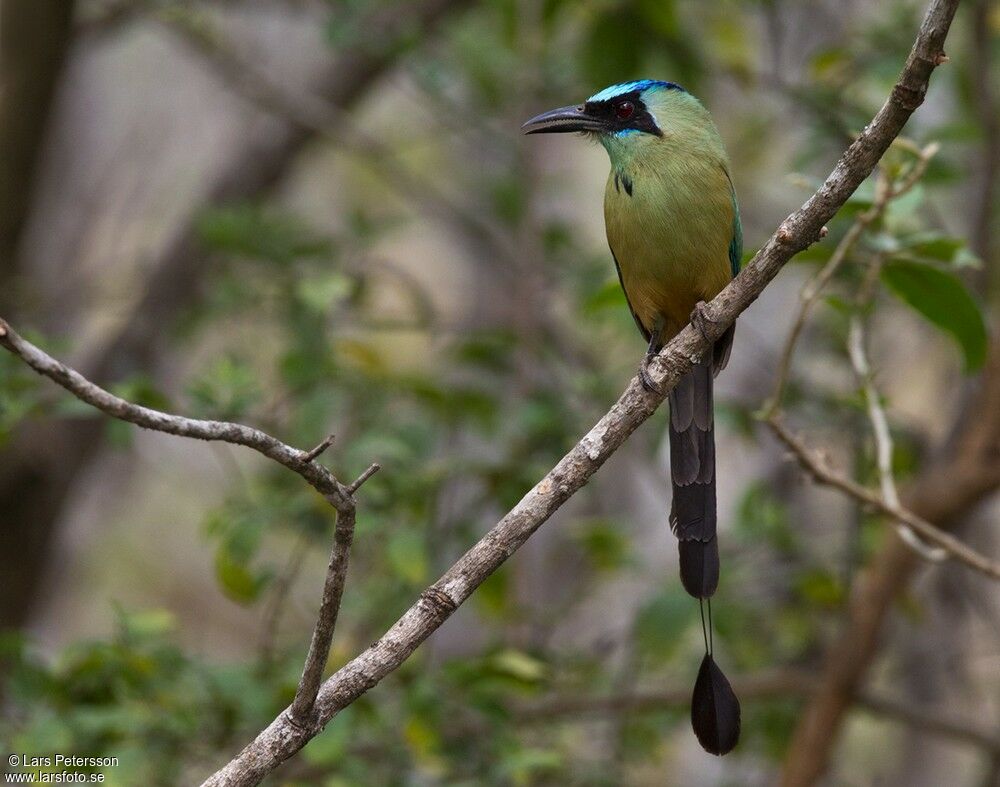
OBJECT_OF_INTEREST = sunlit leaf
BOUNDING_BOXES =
[490,650,547,684]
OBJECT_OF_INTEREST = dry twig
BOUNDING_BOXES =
[768,415,1000,580]
[764,136,968,565]
[0,317,376,729]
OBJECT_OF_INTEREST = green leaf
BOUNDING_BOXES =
[294,272,353,314]
[214,548,265,604]
[489,650,547,683]
[881,261,987,372]
[899,232,963,261]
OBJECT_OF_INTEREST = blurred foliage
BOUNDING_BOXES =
[1,0,995,784]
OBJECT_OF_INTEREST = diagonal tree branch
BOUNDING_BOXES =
[179,1,962,783]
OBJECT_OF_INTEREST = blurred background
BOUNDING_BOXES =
[1,0,998,785]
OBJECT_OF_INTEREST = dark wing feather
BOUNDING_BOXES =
[609,245,651,344]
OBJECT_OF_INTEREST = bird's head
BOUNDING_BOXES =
[522,80,707,164]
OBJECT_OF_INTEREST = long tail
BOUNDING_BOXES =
[668,358,719,598]
[670,329,741,756]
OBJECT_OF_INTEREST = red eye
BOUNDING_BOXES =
[615,101,635,120]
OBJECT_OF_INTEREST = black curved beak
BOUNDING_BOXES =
[521,104,604,134]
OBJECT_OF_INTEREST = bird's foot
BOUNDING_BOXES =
[690,301,717,343]
[639,354,662,394]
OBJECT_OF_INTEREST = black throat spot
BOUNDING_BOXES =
[615,171,634,197]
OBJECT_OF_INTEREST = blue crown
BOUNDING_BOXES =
[587,80,685,103]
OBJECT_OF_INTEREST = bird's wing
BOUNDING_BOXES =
[725,168,743,279]
[609,245,652,344]
[712,168,742,372]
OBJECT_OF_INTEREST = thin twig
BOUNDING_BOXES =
[0,317,371,737]
[303,434,336,463]
[0,319,353,509]
[767,415,1000,580]
[766,199,876,414]
[767,136,946,562]
[765,139,938,416]
[848,309,947,561]
[347,463,381,495]
[289,507,358,723]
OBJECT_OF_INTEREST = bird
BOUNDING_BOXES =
[523,79,741,756]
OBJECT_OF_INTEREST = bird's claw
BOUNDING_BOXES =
[690,301,716,343]
[639,355,662,394]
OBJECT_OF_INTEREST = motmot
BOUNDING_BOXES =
[523,80,741,756]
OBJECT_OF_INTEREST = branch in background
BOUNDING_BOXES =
[767,415,1000,579]
[847,301,946,561]
[177,2,963,783]
[764,138,964,565]
[517,670,816,721]
[768,136,951,562]
[155,6,517,262]
[781,331,1000,786]
[764,139,937,416]
[0,318,378,729]
[514,671,1000,754]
